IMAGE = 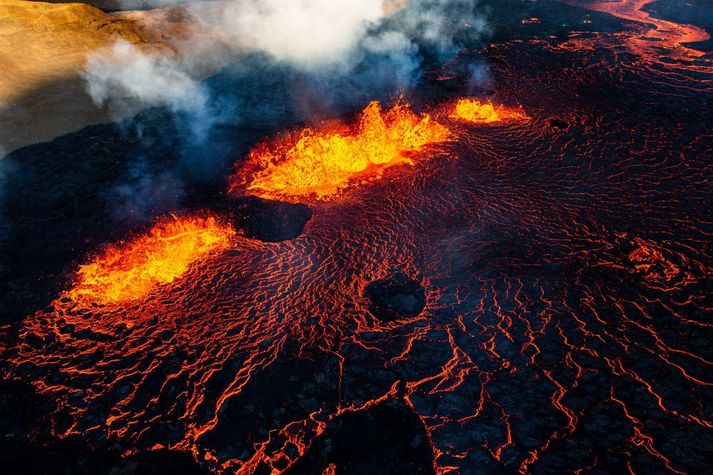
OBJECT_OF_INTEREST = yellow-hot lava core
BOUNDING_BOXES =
[68,215,235,304]
[450,98,527,124]
[233,100,451,202]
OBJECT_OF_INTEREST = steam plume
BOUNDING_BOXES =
[81,0,491,219]
[84,0,490,117]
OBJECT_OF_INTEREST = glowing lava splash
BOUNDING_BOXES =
[450,98,527,124]
[68,214,235,304]
[231,100,451,202]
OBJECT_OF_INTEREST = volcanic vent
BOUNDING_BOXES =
[230,100,451,202]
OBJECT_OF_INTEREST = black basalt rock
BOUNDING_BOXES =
[223,195,313,242]
[548,117,570,130]
[284,401,435,475]
[365,274,426,322]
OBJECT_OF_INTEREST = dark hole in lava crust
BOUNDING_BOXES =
[548,117,570,129]
[221,195,313,242]
[365,274,426,322]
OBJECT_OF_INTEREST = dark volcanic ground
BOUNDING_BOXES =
[1,1,712,474]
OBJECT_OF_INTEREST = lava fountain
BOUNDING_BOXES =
[450,98,527,124]
[68,214,235,305]
[230,100,451,203]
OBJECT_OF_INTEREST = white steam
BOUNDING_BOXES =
[397,0,491,59]
[79,0,491,218]
[83,0,392,118]
[105,160,185,224]
[83,0,491,117]
[222,0,384,66]
[82,41,208,117]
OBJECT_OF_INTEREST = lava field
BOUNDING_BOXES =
[1,1,712,474]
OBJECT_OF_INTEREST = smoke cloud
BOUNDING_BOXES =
[84,0,490,117]
[82,41,211,134]
[221,0,385,66]
[104,159,186,224]
[81,0,491,218]
[467,62,494,92]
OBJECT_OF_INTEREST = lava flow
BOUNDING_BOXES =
[449,98,527,124]
[2,1,713,475]
[563,0,710,59]
[67,214,235,305]
[230,100,451,202]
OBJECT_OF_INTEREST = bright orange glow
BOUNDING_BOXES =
[450,98,527,124]
[232,100,451,202]
[68,215,235,304]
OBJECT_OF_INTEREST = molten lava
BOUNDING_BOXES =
[68,214,235,304]
[4,2,713,474]
[231,100,451,202]
[450,98,527,124]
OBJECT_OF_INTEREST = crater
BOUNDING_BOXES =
[365,274,426,322]
[548,117,570,129]
[224,195,313,242]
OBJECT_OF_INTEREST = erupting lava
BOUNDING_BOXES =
[450,98,527,124]
[231,100,451,202]
[3,1,713,474]
[68,215,235,304]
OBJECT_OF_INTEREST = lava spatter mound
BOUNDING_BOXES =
[365,274,426,322]
[449,98,527,124]
[223,195,313,242]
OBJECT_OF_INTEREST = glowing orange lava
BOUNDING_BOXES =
[450,98,527,124]
[68,214,235,304]
[564,0,711,60]
[231,100,451,202]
